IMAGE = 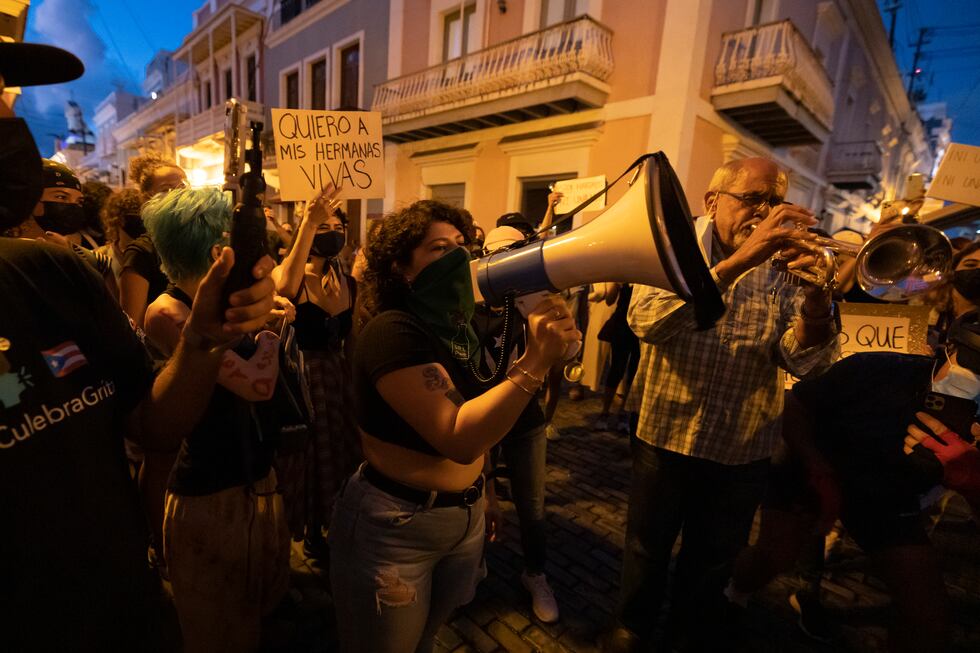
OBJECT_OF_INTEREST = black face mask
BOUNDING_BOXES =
[36,201,86,235]
[953,268,980,301]
[0,118,43,231]
[122,214,146,239]
[311,230,345,259]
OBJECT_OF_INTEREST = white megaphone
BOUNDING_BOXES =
[471,152,725,331]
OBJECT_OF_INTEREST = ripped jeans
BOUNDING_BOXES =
[329,468,486,653]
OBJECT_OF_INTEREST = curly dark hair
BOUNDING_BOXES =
[101,188,145,244]
[362,200,471,312]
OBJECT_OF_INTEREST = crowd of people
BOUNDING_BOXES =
[2,41,980,653]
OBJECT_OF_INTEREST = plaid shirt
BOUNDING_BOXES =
[627,216,840,465]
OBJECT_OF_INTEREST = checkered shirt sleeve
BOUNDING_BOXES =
[627,264,839,465]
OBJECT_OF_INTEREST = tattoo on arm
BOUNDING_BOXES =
[445,388,465,407]
[422,366,450,391]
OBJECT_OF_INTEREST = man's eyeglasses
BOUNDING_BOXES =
[715,190,784,211]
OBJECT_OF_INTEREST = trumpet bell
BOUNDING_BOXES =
[858,225,953,302]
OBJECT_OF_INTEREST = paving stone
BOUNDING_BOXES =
[451,616,499,653]
[488,621,534,653]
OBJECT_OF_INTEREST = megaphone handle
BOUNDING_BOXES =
[515,291,583,361]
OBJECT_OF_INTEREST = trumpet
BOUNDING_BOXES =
[772,223,953,302]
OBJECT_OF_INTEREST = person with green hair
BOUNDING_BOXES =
[142,187,291,653]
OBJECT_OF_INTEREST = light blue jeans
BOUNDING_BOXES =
[329,468,486,653]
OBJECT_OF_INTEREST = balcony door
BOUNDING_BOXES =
[338,42,360,109]
[442,3,476,62]
[539,0,577,28]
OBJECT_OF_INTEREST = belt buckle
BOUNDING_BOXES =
[462,484,481,507]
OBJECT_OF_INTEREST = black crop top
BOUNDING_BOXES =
[354,310,482,456]
[292,272,356,351]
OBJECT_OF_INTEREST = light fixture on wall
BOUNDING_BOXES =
[497,0,507,13]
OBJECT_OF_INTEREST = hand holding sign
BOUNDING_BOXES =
[307,183,343,226]
[272,109,385,202]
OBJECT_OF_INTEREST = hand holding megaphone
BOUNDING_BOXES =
[522,294,582,372]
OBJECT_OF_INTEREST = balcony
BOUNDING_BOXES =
[711,20,834,147]
[175,99,264,149]
[373,16,614,143]
[826,140,883,191]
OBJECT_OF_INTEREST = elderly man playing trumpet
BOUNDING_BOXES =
[607,157,839,652]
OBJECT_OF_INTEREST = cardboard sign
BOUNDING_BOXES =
[927,143,980,207]
[786,304,930,388]
[554,175,607,213]
[271,109,385,201]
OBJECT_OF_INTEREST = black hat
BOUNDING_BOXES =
[0,42,84,87]
[41,159,81,191]
[949,310,980,374]
[496,212,535,237]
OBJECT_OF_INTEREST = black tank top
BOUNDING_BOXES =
[292,268,356,351]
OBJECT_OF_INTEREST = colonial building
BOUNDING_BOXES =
[260,0,391,233]
[375,0,934,236]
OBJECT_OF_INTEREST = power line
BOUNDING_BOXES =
[92,4,141,90]
[117,0,157,53]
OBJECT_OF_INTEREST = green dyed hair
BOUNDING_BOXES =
[142,187,230,283]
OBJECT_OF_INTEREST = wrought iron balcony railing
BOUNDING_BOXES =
[713,20,834,137]
[372,15,613,123]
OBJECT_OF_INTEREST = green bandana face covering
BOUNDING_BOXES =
[405,246,480,362]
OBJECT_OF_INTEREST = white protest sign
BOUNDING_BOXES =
[554,175,606,213]
[271,108,385,201]
[785,304,930,388]
[927,143,980,207]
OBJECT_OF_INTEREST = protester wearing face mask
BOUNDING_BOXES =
[0,42,277,651]
[273,185,362,562]
[330,200,579,653]
[2,159,115,281]
[726,309,980,653]
[98,188,146,283]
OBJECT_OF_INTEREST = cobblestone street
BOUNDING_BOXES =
[283,392,980,653]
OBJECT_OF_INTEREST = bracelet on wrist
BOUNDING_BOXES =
[506,375,538,396]
[511,362,545,385]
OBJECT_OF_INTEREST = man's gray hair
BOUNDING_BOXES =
[707,159,788,197]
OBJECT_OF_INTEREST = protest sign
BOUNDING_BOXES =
[271,108,385,201]
[927,143,980,207]
[785,304,930,388]
[554,175,607,214]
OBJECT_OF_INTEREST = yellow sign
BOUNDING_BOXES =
[927,143,980,207]
[271,109,385,201]
[554,175,607,214]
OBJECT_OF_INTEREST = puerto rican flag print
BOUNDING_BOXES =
[41,341,88,378]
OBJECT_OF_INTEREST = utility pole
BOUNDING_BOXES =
[884,1,901,50]
[906,27,930,99]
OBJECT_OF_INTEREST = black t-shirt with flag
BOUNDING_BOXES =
[0,238,162,650]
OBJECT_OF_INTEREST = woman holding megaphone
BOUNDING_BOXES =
[330,200,580,653]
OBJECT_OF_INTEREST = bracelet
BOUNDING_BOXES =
[506,375,539,396]
[511,362,545,386]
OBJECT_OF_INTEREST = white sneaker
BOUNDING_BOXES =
[521,571,560,623]
[545,424,561,441]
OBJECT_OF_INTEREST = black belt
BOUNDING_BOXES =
[362,464,484,508]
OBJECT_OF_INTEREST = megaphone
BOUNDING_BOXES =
[471,152,725,329]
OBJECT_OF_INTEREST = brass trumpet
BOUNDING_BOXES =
[773,224,953,302]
